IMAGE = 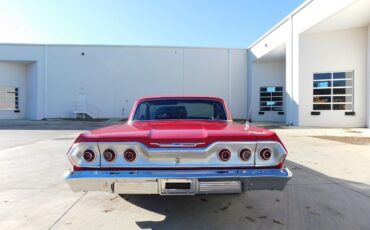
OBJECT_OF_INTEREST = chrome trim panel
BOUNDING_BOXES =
[255,141,286,167]
[68,141,287,169]
[67,142,101,168]
[98,141,258,168]
[198,181,242,194]
[64,167,292,195]
[151,143,205,148]
[114,181,158,194]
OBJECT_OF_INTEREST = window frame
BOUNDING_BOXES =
[132,99,228,121]
[259,86,284,112]
[312,71,354,111]
[0,86,19,111]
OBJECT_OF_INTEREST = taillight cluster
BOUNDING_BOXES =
[82,148,137,163]
[217,147,272,162]
[68,141,285,169]
[218,148,254,162]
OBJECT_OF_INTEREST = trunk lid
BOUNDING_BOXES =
[77,120,277,148]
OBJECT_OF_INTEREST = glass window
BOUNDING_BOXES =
[313,96,331,103]
[313,89,331,95]
[266,87,276,92]
[333,72,353,79]
[259,86,283,113]
[333,104,352,110]
[133,99,227,121]
[0,86,18,110]
[313,81,331,88]
[313,104,331,110]
[313,71,353,111]
[314,73,331,80]
[333,79,352,87]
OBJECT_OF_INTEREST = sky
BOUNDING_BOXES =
[0,0,303,48]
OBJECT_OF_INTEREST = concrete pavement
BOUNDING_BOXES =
[0,120,369,230]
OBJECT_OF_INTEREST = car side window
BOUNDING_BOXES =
[134,103,149,120]
[214,102,227,120]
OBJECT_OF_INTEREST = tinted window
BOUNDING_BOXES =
[259,86,284,113]
[314,73,331,80]
[0,86,18,110]
[312,71,354,111]
[333,72,353,79]
[133,99,227,121]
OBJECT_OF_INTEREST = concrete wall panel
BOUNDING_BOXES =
[299,27,368,127]
[44,46,247,119]
[249,60,286,123]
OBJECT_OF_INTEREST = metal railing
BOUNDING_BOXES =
[73,102,104,119]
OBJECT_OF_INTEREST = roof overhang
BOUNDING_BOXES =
[305,0,370,33]
[249,20,289,60]
[248,0,370,61]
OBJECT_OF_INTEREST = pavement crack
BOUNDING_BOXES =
[48,192,87,229]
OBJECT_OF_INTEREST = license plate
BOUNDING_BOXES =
[165,182,191,190]
[159,179,196,195]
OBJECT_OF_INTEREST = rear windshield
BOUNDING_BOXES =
[133,99,227,121]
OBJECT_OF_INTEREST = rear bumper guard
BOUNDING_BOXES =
[64,168,292,195]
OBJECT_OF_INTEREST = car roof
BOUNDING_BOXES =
[136,95,225,102]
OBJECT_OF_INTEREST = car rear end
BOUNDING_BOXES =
[65,138,292,195]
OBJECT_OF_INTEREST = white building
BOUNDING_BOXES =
[0,46,247,120]
[0,0,369,128]
[248,0,370,128]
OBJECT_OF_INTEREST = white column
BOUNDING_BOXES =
[291,28,300,126]
[246,50,255,121]
[285,17,293,125]
[285,16,299,126]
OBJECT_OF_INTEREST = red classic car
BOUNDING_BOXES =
[65,96,292,195]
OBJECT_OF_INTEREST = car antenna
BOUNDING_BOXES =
[244,120,250,130]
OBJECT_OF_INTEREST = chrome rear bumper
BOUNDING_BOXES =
[64,168,292,195]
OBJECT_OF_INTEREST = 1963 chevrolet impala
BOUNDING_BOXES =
[65,96,292,195]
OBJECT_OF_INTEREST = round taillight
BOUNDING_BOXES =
[124,149,136,162]
[239,148,252,161]
[83,150,95,162]
[218,149,231,161]
[260,148,272,160]
[103,149,116,162]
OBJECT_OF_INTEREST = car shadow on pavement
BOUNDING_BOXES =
[119,160,370,230]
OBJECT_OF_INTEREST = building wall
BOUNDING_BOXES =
[299,27,368,127]
[229,49,248,119]
[0,45,248,120]
[42,46,247,119]
[0,45,46,120]
[249,59,286,123]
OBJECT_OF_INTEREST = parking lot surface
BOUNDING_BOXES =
[0,120,370,230]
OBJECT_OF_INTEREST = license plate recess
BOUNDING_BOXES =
[159,178,196,195]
